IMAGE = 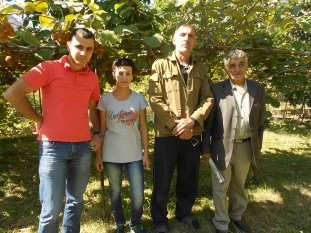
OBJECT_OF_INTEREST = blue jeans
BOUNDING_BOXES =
[38,141,92,233]
[104,160,144,229]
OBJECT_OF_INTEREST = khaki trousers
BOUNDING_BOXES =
[212,140,252,230]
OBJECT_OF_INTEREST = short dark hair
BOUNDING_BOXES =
[112,58,135,71]
[174,24,197,36]
[69,28,95,42]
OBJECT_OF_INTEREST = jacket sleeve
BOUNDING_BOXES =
[190,65,214,126]
[258,85,265,151]
[148,61,178,130]
[201,86,215,154]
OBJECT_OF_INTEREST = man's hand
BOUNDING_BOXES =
[179,130,192,140]
[202,153,212,163]
[173,118,195,139]
[95,154,104,172]
[35,117,43,133]
[143,153,150,170]
[90,134,101,151]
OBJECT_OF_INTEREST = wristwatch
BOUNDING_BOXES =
[92,132,102,137]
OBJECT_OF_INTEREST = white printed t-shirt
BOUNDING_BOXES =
[97,90,148,163]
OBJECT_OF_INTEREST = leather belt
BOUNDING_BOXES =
[233,137,251,143]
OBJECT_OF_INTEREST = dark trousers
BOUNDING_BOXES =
[151,136,201,227]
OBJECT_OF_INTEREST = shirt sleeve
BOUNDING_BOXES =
[148,60,178,130]
[139,94,149,111]
[97,94,107,112]
[21,62,51,90]
[90,74,100,101]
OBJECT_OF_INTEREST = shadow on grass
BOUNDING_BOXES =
[0,135,40,232]
[244,146,311,233]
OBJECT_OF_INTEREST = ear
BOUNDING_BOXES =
[66,41,70,51]
[172,36,176,45]
[112,72,116,79]
[224,68,230,75]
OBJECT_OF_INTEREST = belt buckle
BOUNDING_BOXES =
[235,139,243,143]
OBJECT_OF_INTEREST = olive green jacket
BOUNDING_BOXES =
[148,51,214,137]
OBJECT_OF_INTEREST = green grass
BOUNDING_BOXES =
[0,120,311,233]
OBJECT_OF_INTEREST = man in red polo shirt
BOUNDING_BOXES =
[4,28,101,233]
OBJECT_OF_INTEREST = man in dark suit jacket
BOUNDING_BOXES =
[201,50,265,233]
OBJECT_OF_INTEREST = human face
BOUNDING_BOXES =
[225,57,248,83]
[172,25,196,55]
[113,66,133,88]
[66,33,94,71]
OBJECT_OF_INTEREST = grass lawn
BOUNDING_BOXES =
[0,119,310,233]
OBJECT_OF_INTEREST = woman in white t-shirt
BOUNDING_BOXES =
[95,58,150,233]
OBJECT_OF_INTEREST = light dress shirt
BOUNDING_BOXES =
[230,79,250,140]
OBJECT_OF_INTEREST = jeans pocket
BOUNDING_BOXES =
[40,141,58,149]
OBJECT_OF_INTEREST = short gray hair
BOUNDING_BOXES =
[224,49,248,69]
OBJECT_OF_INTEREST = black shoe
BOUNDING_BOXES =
[154,225,168,233]
[114,225,125,233]
[232,220,251,233]
[179,215,200,229]
[215,229,227,233]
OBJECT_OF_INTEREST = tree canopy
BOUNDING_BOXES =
[0,0,310,136]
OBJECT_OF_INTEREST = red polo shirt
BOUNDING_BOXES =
[22,55,100,142]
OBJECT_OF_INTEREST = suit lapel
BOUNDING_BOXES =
[247,80,255,113]
[222,79,236,108]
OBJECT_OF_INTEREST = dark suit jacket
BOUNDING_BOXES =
[201,79,265,182]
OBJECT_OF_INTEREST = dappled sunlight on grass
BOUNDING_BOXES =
[249,188,283,204]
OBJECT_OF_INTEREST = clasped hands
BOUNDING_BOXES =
[172,118,194,140]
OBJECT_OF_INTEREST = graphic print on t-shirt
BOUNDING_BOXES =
[117,108,138,126]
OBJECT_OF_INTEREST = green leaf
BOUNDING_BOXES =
[35,1,49,14]
[83,0,92,5]
[135,60,150,70]
[252,5,265,13]
[25,2,35,13]
[265,110,272,118]
[235,34,247,41]
[289,6,301,15]
[209,1,225,8]
[143,34,162,48]
[39,15,55,29]
[278,18,294,28]
[16,28,39,45]
[159,41,173,55]
[132,0,143,8]
[95,30,118,44]
[265,95,280,108]
[302,22,311,31]
[114,25,140,35]
[65,2,84,12]
[105,70,114,83]
[291,41,302,51]
[1,3,24,13]
[64,14,76,31]
[91,14,105,30]
[223,8,237,17]
[111,14,122,25]
[34,48,55,62]
[88,3,100,12]
[45,0,58,11]
[297,67,308,73]
[164,13,172,21]
[202,10,217,17]
[114,3,126,11]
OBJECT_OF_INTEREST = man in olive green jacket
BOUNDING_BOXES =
[148,24,213,233]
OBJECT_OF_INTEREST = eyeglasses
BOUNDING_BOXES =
[190,137,200,147]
